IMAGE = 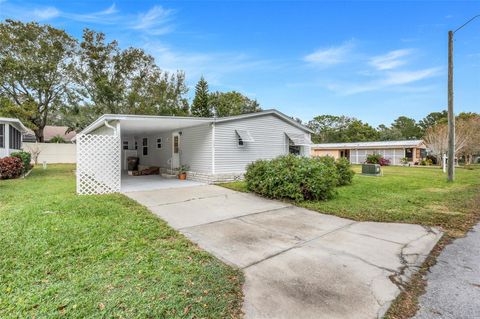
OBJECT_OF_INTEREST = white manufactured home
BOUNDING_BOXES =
[75,109,312,195]
[0,117,28,158]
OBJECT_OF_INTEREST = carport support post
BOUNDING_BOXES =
[117,121,122,190]
[211,122,216,175]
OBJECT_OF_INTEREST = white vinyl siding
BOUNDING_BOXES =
[180,124,212,173]
[214,114,311,174]
[121,124,212,173]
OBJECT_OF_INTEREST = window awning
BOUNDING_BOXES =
[285,132,312,146]
[235,129,254,142]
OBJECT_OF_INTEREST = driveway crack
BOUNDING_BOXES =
[241,221,357,269]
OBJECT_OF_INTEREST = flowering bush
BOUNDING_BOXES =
[366,153,390,166]
[0,156,24,179]
[378,157,391,166]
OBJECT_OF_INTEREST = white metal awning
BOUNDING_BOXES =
[236,129,255,142]
[285,132,312,146]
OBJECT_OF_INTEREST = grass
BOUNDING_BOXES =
[0,164,243,318]
[221,165,480,237]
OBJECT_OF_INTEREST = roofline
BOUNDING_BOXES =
[215,109,313,133]
[0,117,29,132]
[77,109,313,136]
[312,140,425,149]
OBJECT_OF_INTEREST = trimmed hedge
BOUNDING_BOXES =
[11,151,31,173]
[245,155,339,201]
[0,156,24,179]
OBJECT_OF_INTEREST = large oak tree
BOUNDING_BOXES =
[0,20,77,141]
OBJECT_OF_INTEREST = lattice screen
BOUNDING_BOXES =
[77,134,121,195]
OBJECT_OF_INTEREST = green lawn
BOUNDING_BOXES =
[0,165,243,318]
[222,165,480,237]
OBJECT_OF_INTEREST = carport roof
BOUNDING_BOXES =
[77,109,313,136]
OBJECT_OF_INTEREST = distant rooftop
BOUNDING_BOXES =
[24,126,77,143]
[312,140,425,149]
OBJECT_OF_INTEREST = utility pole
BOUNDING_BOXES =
[447,30,455,182]
[446,14,480,182]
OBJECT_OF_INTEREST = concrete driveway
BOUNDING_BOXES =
[125,185,442,319]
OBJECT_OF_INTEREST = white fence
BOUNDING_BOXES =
[76,134,121,195]
[23,142,77,164]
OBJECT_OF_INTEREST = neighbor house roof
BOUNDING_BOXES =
[312,140,425,150]
[0,117,29,132]
[24,126,77,143]
[78,109,313,136]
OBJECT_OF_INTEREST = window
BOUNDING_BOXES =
[122,141,129,150]
[9,125,21,150]
[405,148,413,161]
[157,138,162,149]
[235,129,254,148]
[135,141,138,150]
[289,145,301,155]
[0,124,4,148]
[173,136,179,154]
[142,138,148,156]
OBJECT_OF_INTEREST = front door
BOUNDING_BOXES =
[172,133,180,169]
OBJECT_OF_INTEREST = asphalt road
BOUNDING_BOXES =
[415,223,480,319]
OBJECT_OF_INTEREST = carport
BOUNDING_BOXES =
[75,114,211,195]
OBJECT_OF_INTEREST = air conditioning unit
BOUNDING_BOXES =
[362,163,382,176]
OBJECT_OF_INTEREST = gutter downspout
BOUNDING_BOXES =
[104,120,117,135]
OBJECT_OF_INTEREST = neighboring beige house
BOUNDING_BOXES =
[311,140,427,165]
[24,126,76,143]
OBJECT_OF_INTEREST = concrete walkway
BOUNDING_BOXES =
[414,223,480,319]
[125,185,442,319]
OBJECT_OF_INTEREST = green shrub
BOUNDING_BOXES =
[10,151,31,172]
[245,155,339,201]
[49,135,66,143]
[335,157,354,186]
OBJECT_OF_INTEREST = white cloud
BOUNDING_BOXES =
[304,40,354,66]
[131,6,175,35]
[143,41,277,88]
[64,4,120,24]
[33,7,60,20]
[369,49,413,70]
[328,67,442,95]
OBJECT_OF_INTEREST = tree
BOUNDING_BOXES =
[419,110,448,133]
[63,29,189,132]
[377,124,403,141]
[423,117,476,165]
[457,115,480,164]
[391,116,422,140]
[307,115,378,143]
[191,76,211,117]
[0,20,77,141]
[208,91,261,117]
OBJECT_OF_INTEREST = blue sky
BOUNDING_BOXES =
[1,0,479,126]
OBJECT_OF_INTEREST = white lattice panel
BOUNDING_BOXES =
[77,134,121,195]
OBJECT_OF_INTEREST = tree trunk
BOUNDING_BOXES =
[34,128,45,143]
